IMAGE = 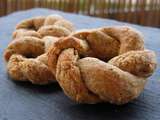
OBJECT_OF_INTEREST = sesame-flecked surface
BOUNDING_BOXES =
[0,8,160,120]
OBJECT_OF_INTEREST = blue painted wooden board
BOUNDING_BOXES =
[0,8,160,120]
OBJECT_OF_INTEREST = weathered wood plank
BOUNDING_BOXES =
[1,0,160,27]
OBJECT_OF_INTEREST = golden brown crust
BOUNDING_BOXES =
[54,19,75,32]
[14,15,74,39]
[48,26,157,104]
[4,36,44,61]
[7,54,55,84]
[108,50,157,77]
[4,14,75,84]
[56,48,100,103]
[38,25,71,37]
[16,16,45,30]
[44,14,63,25]
[43,36,59,52]
[12,29,42,39]
[48,36,90,75]
[101,26,144,54]
[7,54,27,81]
[4,36,57,84]
[78,57,146,104]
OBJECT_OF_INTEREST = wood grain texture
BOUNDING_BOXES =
[0,8,160,120]
[1,0,160,27]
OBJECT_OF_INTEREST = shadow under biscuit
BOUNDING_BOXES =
[7,74,61,94]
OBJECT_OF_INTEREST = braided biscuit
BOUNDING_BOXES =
[13,14,74,39]
[4,14,75,84]
[48,26,157,104]
[12,29,42,39]
[4,36,58,84]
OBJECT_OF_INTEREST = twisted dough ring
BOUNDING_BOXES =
[4,15,74,85]
[48,26,157,104]
[4,36,58,84]
[13,14,74,39]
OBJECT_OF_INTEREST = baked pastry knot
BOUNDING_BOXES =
[13,14,74,39]
[48,26,157,104]
[4,14,75,85]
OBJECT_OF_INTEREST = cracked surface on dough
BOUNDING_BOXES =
[48,26,157,104]
[4,14,75,85]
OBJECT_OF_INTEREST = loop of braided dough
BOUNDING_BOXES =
[4,36,58,84]
[4,15,75,85]
[48,26,157,104]
[13,14,74,39]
